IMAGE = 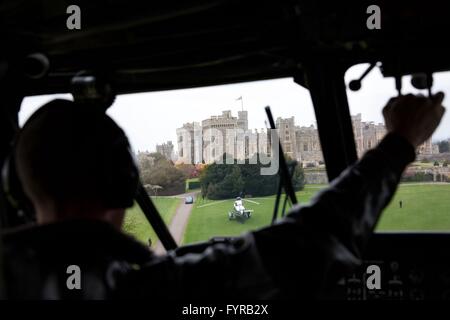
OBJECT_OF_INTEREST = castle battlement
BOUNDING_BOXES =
[175,110,437,165]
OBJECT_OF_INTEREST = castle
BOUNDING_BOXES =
[155,141,175,160]
[175,110,438,165]
[176,110,270,164]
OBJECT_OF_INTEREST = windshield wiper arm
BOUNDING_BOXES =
[135,183,177,251]
[265,106,298,224]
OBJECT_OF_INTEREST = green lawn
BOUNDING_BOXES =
[377,184,450,231]
[182,183,450,245]
[122,197,180,248]
[183,197,274,244]
[183,185,326,244]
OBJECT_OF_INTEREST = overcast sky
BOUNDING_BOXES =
[20,63,450,154]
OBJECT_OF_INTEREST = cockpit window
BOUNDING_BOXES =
[20,78,327,248]
[345,64,450,232]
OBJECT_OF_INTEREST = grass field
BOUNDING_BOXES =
[378,183,450,231]
[182,185,327,244]
[122,197,180,248]
[182,183,450,245]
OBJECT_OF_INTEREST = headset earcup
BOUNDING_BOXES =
[1,153,36,224]
[2,155,20,209]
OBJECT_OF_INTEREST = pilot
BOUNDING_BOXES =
[2,92,445,299]
[116,93,445,299]
[1,100,153,299]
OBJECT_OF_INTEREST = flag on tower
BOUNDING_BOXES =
[236,96,244,111]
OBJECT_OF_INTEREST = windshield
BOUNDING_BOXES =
[345,64,450,232]
[21,78,329,250]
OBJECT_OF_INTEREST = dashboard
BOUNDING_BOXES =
[177,233,450,300]
[329,233,450,300]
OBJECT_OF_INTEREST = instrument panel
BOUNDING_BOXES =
[329,233,450,300]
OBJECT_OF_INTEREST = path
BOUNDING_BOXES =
[154,191,198,255]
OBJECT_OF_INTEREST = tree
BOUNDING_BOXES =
[199,153,305,199]
[176,163,197,179]
[214,166,244,199]
[199,160,234,200]
[438,140,450,153]
[137,152,154,171]
[139,151,186,195]
[291,162,306,192]
[149,152,167,164]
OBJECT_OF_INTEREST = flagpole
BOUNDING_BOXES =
[237,96,244,111]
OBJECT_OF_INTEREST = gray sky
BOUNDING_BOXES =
[20,63,450,154]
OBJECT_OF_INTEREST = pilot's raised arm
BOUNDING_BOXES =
[115,93,445,299]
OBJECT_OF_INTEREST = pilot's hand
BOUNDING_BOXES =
[382,92,446,148]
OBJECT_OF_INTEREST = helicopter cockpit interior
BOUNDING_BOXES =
[2,0,450,301]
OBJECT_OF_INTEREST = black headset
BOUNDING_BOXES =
[1,149,35,225]
[1,98,140,227]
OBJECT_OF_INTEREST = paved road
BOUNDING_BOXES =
[154,191,198,255]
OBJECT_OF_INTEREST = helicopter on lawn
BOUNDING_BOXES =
[228,197,253,222]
